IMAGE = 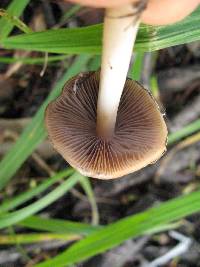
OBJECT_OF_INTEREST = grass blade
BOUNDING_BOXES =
[19,216,100,235]
[0,169,74,214]
[0,8,32,34]
[0,0,30,39]
[60,4,81,22]
[35,189,200,266]
[168,119,200,145]
[79,177,99,225]
[0,172,83,229]
[0,55,91,190]
[1,7,200,53]
[0,233,81,245]
[129,52,144,81]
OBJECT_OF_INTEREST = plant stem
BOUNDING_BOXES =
[96,4,140,138]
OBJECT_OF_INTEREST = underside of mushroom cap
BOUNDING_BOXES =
[45,71,167,179]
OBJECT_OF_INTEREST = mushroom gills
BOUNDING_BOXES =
[45,71,168,179]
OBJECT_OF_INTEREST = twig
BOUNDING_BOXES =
[32,152,55,176]
[40,52,48,77]
[144,231,192,267]
[4,51,31,79]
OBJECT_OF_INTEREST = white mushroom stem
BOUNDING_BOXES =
[96,4,141,138]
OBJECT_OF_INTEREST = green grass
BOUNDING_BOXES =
[130,52,144,81]
[0,169,74,214]
[19,215,100,236]
[0,0,30,39]
[168,119,200,145]
[35,189,200,266]
[0,232,81,244]
[0,172,85,229]
[0,8,32,34]
[1,7,200,54]
[0,1,200,266]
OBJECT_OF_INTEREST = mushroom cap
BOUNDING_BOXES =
[45,71,167,179]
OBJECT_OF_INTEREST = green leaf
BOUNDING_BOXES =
[0,169,74,214]
[79,177,99,225]
[0,8,32,34]
[1,8,200,54]
[129,52,144,81]
[20,215,176,239]
[168,119,200,145]
[0,0,30,39]
[19,216,100,236]
[60,4,81,22]
[87,55,101,71]
[0,172,82,229]
[0,233,81,245]
[1,24,102,54]
[35,189,200,267]
[0,55,91,190]
[150,75,160,99]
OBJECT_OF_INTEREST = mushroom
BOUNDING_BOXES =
[97,1,147,137]
[45,0,168,179]
[45,71,167,179]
